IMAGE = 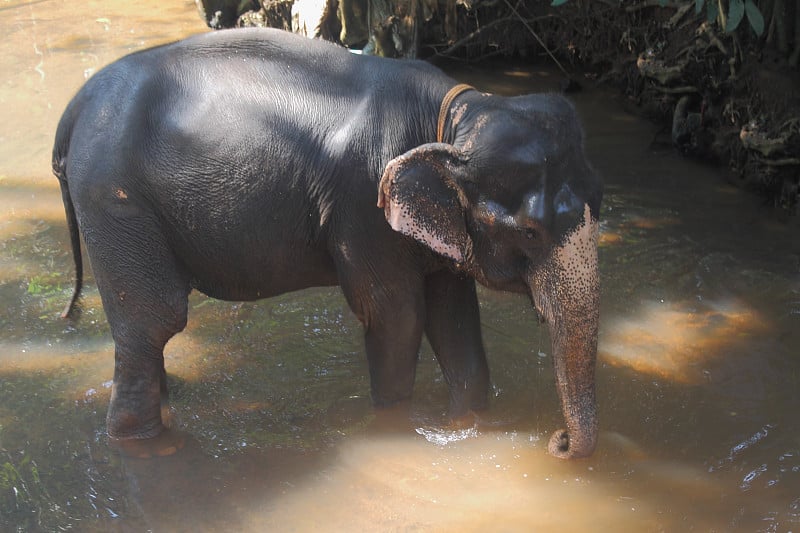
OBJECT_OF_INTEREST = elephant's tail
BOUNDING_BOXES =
[53,117,83,319]
[58,180,83,319]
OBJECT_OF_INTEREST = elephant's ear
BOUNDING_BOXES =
[377,143,473,263]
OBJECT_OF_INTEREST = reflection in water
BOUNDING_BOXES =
[1,1,799,531]
[600,298,769,384]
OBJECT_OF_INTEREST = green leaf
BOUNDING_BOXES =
[695,0,705,15]
[726,0,745,33]
[30,462,40,484]
[551,0,570,5]
[27,279,42,295]
[706,1,718,24]
[744,0,764,35]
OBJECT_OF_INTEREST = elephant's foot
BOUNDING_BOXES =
[446,409,481,431]
[447,384,489,421]
[368,400,415,434]
[109,428,187,459]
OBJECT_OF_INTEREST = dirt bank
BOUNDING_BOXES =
[537,1,800,213]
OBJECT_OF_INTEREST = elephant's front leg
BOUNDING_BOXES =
[334,233,427,407]
[424,270,490,417]
[363,295,426,406]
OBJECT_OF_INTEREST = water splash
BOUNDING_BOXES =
[415,426,479,446]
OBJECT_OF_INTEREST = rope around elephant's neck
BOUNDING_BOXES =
[437,84,475,143]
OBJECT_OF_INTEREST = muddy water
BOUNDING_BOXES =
[2,1,799,531]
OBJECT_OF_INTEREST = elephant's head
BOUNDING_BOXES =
[377,91,602,459]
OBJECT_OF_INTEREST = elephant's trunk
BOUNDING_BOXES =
[529,204,600,459]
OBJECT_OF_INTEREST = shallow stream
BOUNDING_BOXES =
[2,1,799,531]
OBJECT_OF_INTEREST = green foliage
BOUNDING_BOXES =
[695,0,764,35]
[742,0,765,35]
[0,430,58,531]
[551,0,764,36]
[26,274,62,296]
[553,0,668,6]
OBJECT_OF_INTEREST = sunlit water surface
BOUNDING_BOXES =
[2,1,799,531]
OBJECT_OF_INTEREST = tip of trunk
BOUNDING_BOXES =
[547,428,596,459]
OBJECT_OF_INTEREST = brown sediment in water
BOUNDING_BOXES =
[599,299,771,384]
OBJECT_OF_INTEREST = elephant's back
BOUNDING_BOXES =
[59,27,452,167]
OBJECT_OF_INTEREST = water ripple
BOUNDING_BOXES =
[709,423,775,472]
[739,463,768,491]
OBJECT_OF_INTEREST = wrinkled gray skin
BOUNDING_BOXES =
[53,28,602,459]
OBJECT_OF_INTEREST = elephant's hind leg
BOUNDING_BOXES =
[82,213,190,449]
[424,270,490,417]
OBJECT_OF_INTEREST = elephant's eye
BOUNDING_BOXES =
[524,228,537,240]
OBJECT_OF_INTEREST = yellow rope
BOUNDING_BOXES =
[437,83,474,143]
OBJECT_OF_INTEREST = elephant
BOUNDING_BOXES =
[53,28,602,459]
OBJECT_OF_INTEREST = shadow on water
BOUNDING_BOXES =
[0,366,337,532]
[2,1,800,531]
